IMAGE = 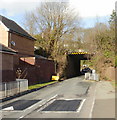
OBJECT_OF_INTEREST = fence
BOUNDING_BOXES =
[0,79,28,99]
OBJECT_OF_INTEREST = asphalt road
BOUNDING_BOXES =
[1,76,96,119]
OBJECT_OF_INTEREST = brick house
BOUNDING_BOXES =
[0,15,35,56]
[0,15,55,85]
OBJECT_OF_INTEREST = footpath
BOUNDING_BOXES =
[92,80,116,118]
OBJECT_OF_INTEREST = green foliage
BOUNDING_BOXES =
[28,81,57,90]
[94,16,115,67]
[82,10,116,80]
[103,51,112,58]
[109,10,116,24]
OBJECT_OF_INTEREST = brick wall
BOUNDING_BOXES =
[1,53,14,70]
[0,52,16,82]
[15,58,55,86]
[1,70,16,82]
[8,32,34,56]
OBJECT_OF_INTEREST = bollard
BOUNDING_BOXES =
[92,69,96,74]
[89,73,99,81]
[85,73,90,80]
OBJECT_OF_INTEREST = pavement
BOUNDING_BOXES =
[92,80,116,118]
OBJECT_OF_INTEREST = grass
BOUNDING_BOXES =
[28,81,58,90]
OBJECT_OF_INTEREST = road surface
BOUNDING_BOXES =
[1,76,96,119]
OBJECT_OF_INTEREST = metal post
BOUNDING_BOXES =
[19,81,20,93]
[4,82,6,97]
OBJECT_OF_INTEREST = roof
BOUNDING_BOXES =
[0,15,36,40]
[20,57,35,65]
[0,43,17,54]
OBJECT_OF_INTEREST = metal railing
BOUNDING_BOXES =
[0,79,28,99]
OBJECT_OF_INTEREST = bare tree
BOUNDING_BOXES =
[23,12,37,36]
[24,2,81,59]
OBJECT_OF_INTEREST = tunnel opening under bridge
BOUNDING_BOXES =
[65,52,92,78]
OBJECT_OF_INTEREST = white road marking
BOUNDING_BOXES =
[19,116,24,118]
[24,99,45,111]
[16,115,24,120]
[47,94,58,102]
[77,99,86,112]
[37,94,58,112]
[89,84,97,118]
[2,106,14,111]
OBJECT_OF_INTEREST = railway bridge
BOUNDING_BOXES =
[66,52,92,78]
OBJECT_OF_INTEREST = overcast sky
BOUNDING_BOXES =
[0,0,116,28]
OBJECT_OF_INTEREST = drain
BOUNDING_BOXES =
[41,99,85,112]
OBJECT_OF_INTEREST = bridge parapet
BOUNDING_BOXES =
[70,52,89,55]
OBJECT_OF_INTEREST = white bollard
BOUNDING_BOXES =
[89,73,99,81]
[92,69,96,74]
[85,73,90,80]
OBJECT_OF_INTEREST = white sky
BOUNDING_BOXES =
[0,0,116,28]
[0,0,116,17]
[69,0,116,17]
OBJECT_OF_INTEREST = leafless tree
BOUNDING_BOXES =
[24,2,81,59]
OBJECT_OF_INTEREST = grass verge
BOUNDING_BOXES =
[28,81,58,90]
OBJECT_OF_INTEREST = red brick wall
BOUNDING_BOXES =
[0,53,16,82]
[15,58,55,85]
[2,70,16,82]
[8,32,34,56]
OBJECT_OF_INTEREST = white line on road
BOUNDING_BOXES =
[19,116,24,118]
[16,115,24,120]
[47,94,58,101]
[24,99,45,112]
[16,94,58,119]
[2,106,14,111]
[37,94,58,112]
[89,83,97,118]
[77,99,86,113]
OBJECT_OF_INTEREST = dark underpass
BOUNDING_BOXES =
[66,52,91,78]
